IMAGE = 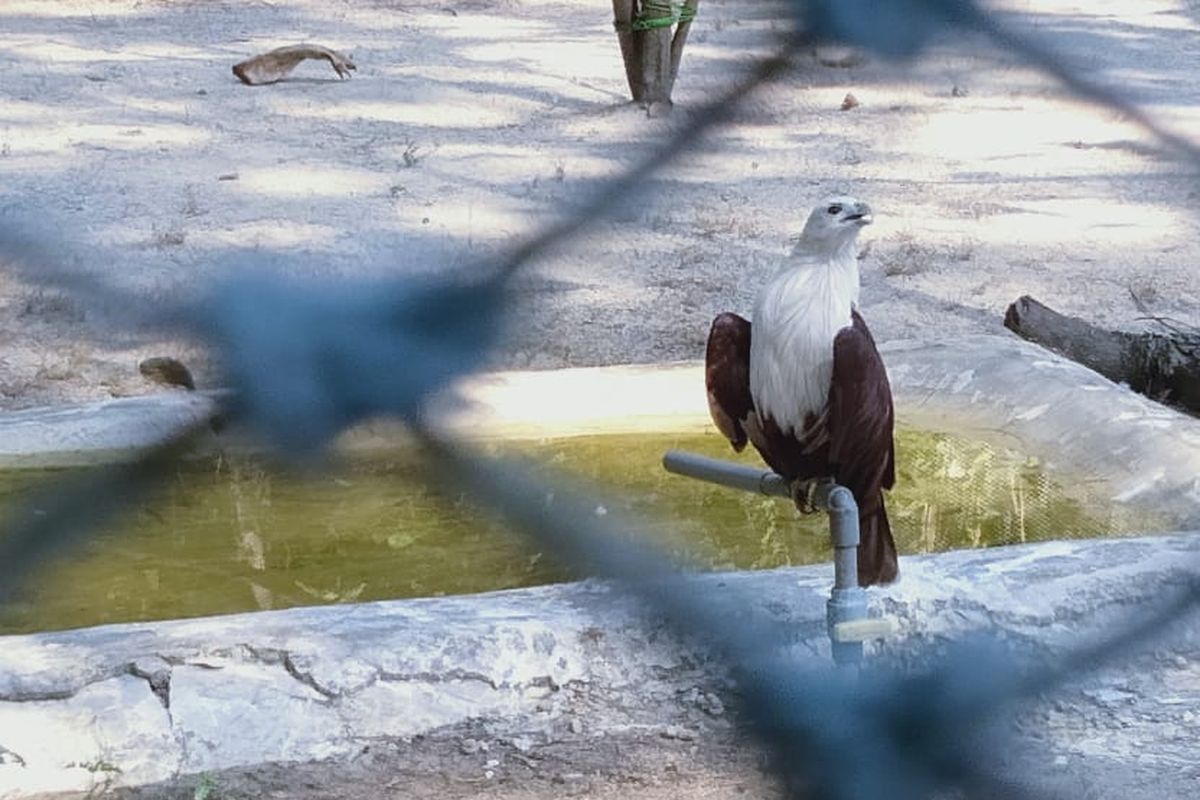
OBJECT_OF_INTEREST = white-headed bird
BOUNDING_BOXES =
[705,196,897,586]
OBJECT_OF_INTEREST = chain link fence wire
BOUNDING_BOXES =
[1,2,1199,798]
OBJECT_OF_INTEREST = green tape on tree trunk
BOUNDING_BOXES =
[613,1,696,33]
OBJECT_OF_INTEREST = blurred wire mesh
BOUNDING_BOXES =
[1,2,1199,798]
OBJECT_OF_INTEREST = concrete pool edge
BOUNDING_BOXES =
[1,532,1197,798]
[1,333,1198,524]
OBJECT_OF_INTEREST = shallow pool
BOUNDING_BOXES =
[0,429,1159,633]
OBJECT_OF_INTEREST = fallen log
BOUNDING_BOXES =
[1004,295,1200,416]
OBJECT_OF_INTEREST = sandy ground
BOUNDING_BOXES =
[2,0,1200,797]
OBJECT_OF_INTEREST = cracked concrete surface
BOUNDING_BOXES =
[1,534,1198,797]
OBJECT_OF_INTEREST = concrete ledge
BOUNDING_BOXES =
[1,533,1197,797]
[880,336,1200,526]
[0,393,217,470]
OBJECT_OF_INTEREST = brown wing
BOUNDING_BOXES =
[705,313,753,452]
[828,309,895,501]
[829,310,898,585]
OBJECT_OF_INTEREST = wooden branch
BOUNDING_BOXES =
[1004,295,1200,415]
[232,44,356,86]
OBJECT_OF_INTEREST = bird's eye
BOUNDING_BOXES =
[826,204,842,215]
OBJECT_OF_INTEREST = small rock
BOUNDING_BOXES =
[698,692,725,716]
[484,769,495,779]
[815,45,865,68]
[153,230,186,248]
[568,718,583,734]
[840,93,859,111]
[646,100,672,118]
[196,88,208,96]
[553,772,586,784]
[951,84,969,97]
[139,356,196,390]
[217,173,238,181]
[485,758,500,768]
[508,735,536,753]
[1053,755,1068,767]
[661,725,695,741]
[1082,687,1136,706]
[459,738,482,755]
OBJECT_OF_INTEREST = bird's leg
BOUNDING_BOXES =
[790,477,835,514]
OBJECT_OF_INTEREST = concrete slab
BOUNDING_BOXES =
[0,534,1196,797]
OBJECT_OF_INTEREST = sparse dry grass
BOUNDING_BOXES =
[150,228,187,248]
[878,232,977,277]
[18,289,85,323]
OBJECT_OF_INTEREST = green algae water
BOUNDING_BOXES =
[0,429,1156,634]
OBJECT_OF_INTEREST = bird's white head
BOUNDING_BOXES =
[794,195,873,257]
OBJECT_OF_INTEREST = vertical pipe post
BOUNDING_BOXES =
[821,485,868,670]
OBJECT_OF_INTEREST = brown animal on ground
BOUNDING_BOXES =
[705,196,897,587]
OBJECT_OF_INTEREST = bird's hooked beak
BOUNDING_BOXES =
[845,202,873,226]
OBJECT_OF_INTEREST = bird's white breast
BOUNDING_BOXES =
[749,252,859,437]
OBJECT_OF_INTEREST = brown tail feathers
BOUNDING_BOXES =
[857,505,898,587]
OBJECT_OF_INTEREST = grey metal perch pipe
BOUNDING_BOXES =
[662,450,872,668]
[661,450,792,498]
[661,452,859,579]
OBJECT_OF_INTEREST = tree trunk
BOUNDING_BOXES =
[665,0,699,101]
[638,13,673,111]
[611,0,642,102]
[612,0,698,112]
[1004,295,1200,415]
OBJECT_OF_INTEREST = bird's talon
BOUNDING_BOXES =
[790,478,835,514]
[790,479,817,514]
